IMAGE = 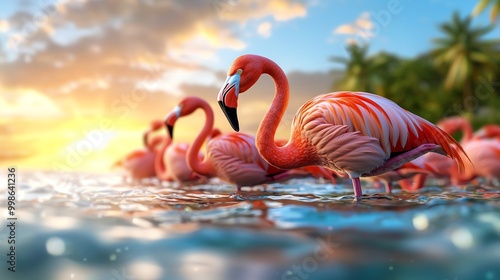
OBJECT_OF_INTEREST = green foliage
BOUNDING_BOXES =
[473,0,500,22]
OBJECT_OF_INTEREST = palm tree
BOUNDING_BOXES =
[473,0,500,22]
[331,44,399,96]
[331,43,375,92]
[388,55,448,122]
[431,12,498,112]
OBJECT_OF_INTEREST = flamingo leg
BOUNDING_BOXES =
[366,143,440,177]
[413,174,427,190]
[384,181,392,194]
[352,177,362,202]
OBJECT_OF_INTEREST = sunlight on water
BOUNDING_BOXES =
[46,237,66,256]
[0,171,499,280]
[412,214,429,231]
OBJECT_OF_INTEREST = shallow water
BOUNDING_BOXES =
[1,171,500,280]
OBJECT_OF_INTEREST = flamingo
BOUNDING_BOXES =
[363,157,433,193]
[407,116,473,188]
[473,124,500,140]
[435,117,500,184]
[437,117,500,141]
[164,96,336,190]
[143,119,208,183]
[217,54,469,200]
[436,116,474,144]
[412,117,500,187]
[116,120,165,181]
[451,139,500,185]
[415,117,498,188]
[404,116,475,189]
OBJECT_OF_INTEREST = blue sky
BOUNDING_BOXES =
[0,0,497,73]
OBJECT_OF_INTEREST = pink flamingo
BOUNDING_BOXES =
[413,117,500,187]
[451,139,500,185]
[165,96,336,190]
[143,119,206,183]
[217,54,469,200]
[413,117,496,188]
[436,116,500,142]
[437,116,474,144]
[363,157,433,193]
[436,118,500,185]
[402,116,474,189]
[473,125,500,140]
[116,120,165,181]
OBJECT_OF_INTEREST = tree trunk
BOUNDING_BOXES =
[463,78,473,112]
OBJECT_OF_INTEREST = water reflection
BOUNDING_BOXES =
[0,171,499,280]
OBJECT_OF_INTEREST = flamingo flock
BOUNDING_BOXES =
[116,54,499,200]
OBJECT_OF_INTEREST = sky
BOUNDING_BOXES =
[0,0,498,172]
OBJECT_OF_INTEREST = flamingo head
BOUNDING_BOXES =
[164,96,203,138]
[218,54,264,132]
[475,125,500,139]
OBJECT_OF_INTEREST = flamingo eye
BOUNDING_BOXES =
[236,69,243,75]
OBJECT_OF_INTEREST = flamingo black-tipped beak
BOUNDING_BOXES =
[142,130,150,147]
[218,101,239,132]
[218,73,241,132]
[164,105,182,139]
[166,123,174,139]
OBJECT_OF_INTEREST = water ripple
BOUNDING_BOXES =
[1,171,499,280]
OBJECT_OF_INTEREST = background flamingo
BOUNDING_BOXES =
[401,116,474,189]
[413,117,499,188]
[217,54,469,200]
[451,139,500,185]
[437,116,474,144]
[363,157,433,193]
[436,117,500,185]
[473,124,500,140]
[116,120,165,181]
[143,118,207,183]
[165,96,335,191]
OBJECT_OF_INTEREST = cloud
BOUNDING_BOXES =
[257,21,272,37]
[0,19,9,32]
[215,0,308,22]
[0,0,311,96]
[333,12,374,44]
[0,0,315,170]
[0,89,63,118]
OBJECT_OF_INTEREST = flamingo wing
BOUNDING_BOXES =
[124,149,149,161]
[207,133,271,186]
[292,92,468,174]
[165,143,201,181]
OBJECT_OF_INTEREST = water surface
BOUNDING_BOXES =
[1,171,499,280]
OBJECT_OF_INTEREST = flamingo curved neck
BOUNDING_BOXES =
[255,58,307,169]
[460,120,473,143]
[150,135,168,152]
[188,101,214,176]
[154,133,171,176]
